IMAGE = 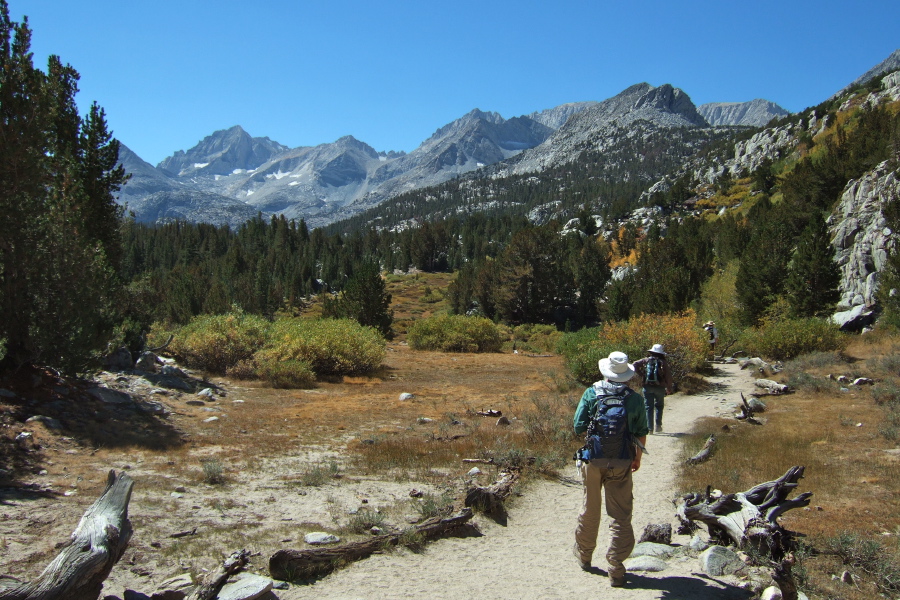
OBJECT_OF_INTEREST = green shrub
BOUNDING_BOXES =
[510,323,562,354]
[256,318,385,376]
[254,357,316,388]
[738,317,847,360]
[201,458,226,485]
[407,315,502,352]
[559,311,707,385]
[166,310,270,373]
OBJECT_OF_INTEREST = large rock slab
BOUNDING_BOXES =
[217,573,273,600]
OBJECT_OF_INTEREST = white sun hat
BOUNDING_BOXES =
[647,344,666,356]
[598,351,635,383]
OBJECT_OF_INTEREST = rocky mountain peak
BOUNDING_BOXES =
[157,126,288,177]
[836,48,900,97]
[698,99,790,127]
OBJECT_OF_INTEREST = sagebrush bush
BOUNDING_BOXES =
[738,317,847,360]
[560,310,707,384]
[407,315,502,352]
[256,318,385,376]
[165,310,269,373]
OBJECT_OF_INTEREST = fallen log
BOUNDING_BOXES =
[186,549,250,600]
[755,379,789,395]
[269,508,473,580]
[686,435,716,465]
[736,393,762,424]
[464,470,519,521]
[0,470,134,600]
[675,466,811,560]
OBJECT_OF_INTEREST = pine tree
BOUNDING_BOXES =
[785,212,841,317]
[322,260,393,338]
[0,3,126,373]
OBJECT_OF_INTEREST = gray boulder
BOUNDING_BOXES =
[135,351,160,373]
[104,346,134,371]
[217,574,273,600]
[623,555,668,572]
[699,545,747,576]
[88,386,133,405]
[630,542,677,559]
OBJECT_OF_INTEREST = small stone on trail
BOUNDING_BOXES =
[496,416,511,426]
[467,467,482,477]
[399,392,415,400]
[202,416,219,423]
[409,489,423,497]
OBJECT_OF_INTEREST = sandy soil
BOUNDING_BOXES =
[0,354,761,600]
[276,362,760,600]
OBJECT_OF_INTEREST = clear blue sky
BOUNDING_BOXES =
[10,0,899,166]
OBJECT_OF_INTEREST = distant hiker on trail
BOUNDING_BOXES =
[703,321,719,358]
[633,344,674,434]
[572,351,649,588]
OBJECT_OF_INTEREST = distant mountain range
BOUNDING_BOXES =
[117,53,900,229]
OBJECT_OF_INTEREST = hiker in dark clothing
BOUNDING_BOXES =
[633,344,673,434]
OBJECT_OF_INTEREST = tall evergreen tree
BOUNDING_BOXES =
[322,260,393,338]
[785,211,840,317]
[0,3,126,373]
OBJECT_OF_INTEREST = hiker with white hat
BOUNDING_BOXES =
[572,351,649,588]
[633,344,674,434]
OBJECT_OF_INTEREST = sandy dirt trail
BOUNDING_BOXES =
[279,363,759,600]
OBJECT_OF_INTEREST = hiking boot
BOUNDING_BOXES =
[573,544,591,571]
[656,424,663,433]
[609,574,626,587]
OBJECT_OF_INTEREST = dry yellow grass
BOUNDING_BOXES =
[677,330,900,598]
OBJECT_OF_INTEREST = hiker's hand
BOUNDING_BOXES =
[631,458,641,473]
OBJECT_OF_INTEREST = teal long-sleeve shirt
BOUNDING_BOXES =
[574,380,650,438]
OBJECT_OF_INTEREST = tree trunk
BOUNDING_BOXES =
[269,508,473,580]
[0,471,134,600]
[675,466,811,560]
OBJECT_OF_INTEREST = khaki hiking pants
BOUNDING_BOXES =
[574,461,635,579]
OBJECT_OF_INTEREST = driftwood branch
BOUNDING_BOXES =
[149,334,174,353]
[674,466,810,560]
[0,471,134,600]
[269,508,473,580]
[186,549,250,600]
[737,393,762,424]
[686,435,716,465]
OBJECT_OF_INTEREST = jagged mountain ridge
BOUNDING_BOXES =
[117,84,788,228]
[697,99,789,127]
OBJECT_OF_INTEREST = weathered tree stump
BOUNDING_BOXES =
[686,435,716,465]
[269,508,473,580]
[675,466,811,560]
[186,549,250,600]
[464,470,519,521]
[0,470,134,600]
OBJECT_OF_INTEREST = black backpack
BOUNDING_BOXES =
[645,357,662,386]
[576,388,633,461]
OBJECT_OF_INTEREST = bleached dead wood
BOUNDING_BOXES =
[754,379,789,395]
[464,470,519,519]
[269,509,473,580]
[0,471,134,600]
[186,549,250,600]
[675,466,811,559]
[686,435,716,465]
